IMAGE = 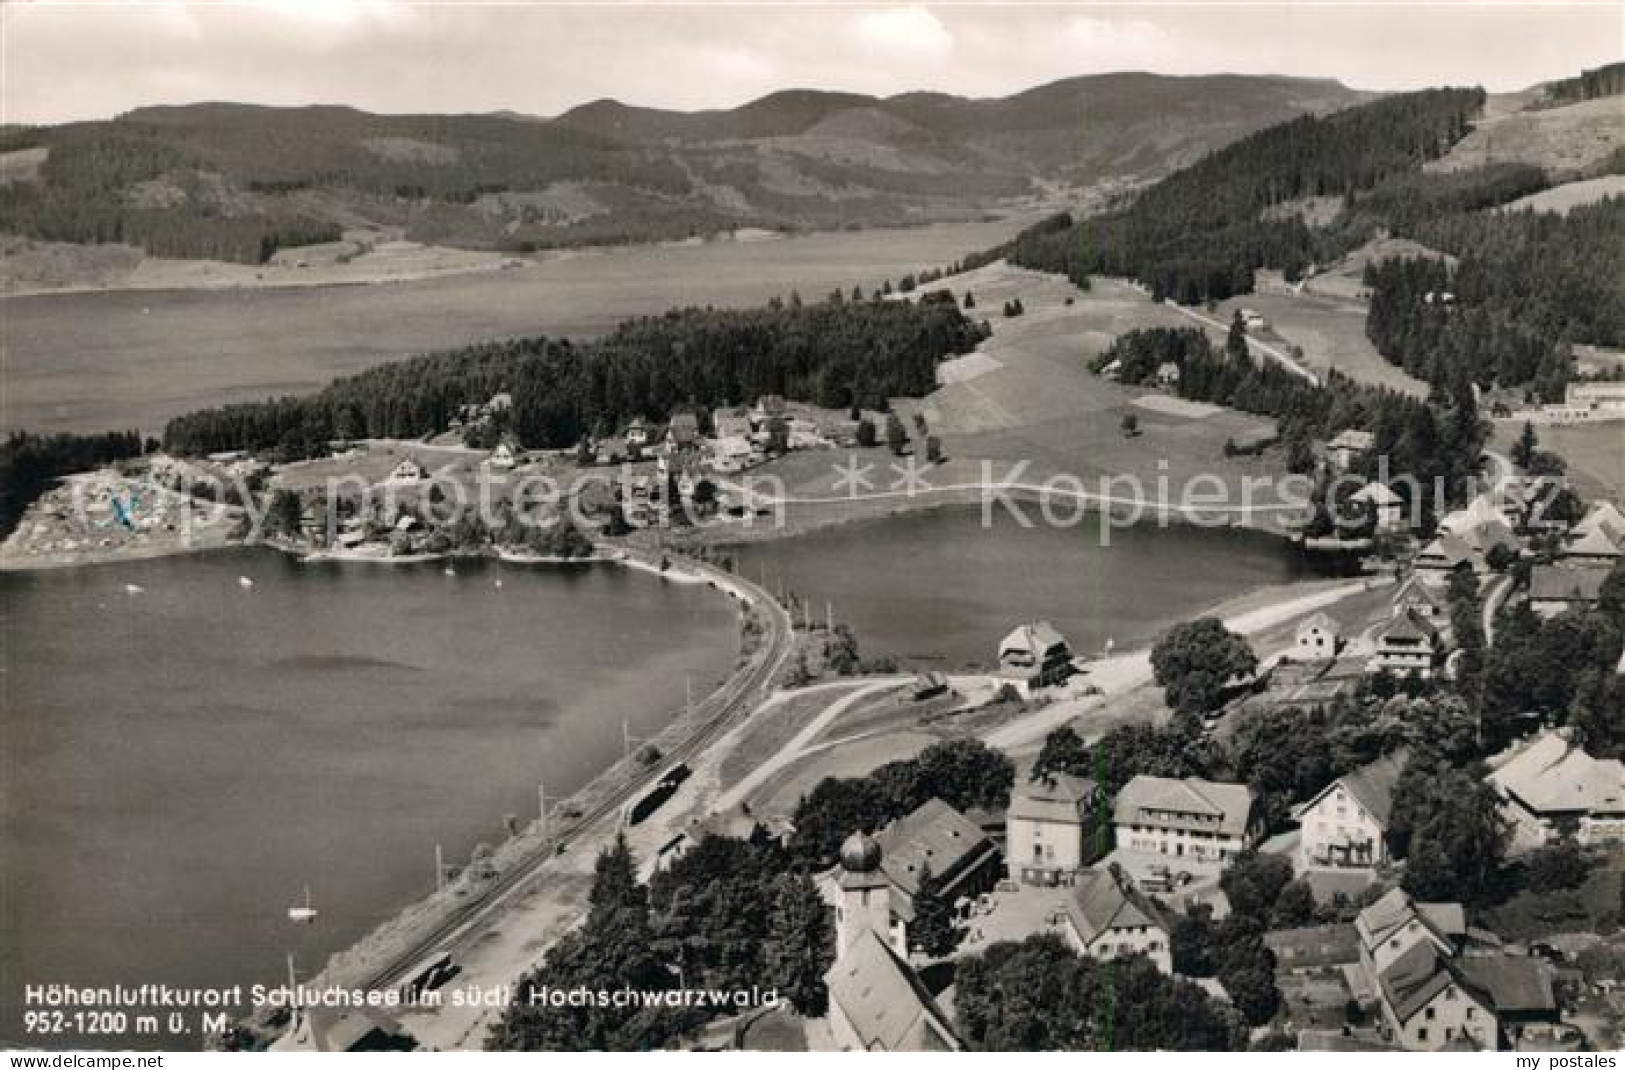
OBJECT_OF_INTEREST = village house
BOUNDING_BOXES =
[387,456,427,483]
[1415,533,1478,575]
[712,407,752,440]
[1007,773,1104,885]
[829,800,1001,957]
[1566,380,1625,420]
[824,928,961,1052]
[749,394,787,430]
[708,434,756,474]
[1486,730,1625,852]
[485,441,518,470]
[665,412,701,453]
[1112,776,1257,868]
[1265,923,1360,975]
[1561,524,1623,566]
[998,621,1074,688]
[1527,564,1609,618]
[910,671,949,701]
[1327,428,1376,471]
[1294,750,1407,872]
[1392,574,1450,624]
[1155,361,1181,388]
[1367,608,1443,679]
[1351,481,1407,533]
[1060,866,1173,973]
[625,419,650,448]
[1294,612,1342,660]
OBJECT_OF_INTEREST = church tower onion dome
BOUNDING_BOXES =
[839,830,882,873]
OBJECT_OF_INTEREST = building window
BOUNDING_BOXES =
[1425,1008,1435,1021]
[1417,1028,1428,1042]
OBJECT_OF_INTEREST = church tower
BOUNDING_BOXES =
[835,830,893,958]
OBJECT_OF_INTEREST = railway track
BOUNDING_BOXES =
[353,559,793,995]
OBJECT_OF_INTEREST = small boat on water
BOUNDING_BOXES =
[288,886,318,924]
[124,584,144,595]
[493,578,503,589]
[238,576,255,589]
[443,564,456,577]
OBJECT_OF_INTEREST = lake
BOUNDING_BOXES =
[1,218,1020,436]
[0,550,739,1048]
[725,506,1322,669]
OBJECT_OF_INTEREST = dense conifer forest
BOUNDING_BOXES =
[0,431,145,538]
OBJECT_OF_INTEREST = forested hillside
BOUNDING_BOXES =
[1004,80,1625,396]
[1006,88,1486,302]
[0,74,1364,262]
[161,293,986,457]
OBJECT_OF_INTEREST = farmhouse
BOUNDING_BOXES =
[387,456,427,483]
[1112,775,1256,867]
[1351,481,1406,533]
[1327,428,1375,471]
[1561,524,1622,565]
[1294,750,1407,872]
[1294,612,1342,660]
[1367,609,1443,679]
[1392,574,1449,623]
[1567,380,1625,419]
[665,412,701,452]
[1486,730,1625,851]
[1007,773,1104,885]
[998,621,1074,687]
[1060,867,1173,973]
[1415,533,1477,574]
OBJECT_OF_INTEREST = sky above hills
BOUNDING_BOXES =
[3,1,1620,125]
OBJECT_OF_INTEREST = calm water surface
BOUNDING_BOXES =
[727,506,1322,668]
[0,550,738,1046]
[3,219,1020,435]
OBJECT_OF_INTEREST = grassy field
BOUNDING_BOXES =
[1426,94,1625,176]
[1495,420,1625,503]
[1502,175,1625,216]
[1211,287,1430,398]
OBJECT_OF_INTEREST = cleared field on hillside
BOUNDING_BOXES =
[1211,290,1430,398]
[1496,421,1625,503]
[1427,95,1625,175]
[1502,174,1625,215]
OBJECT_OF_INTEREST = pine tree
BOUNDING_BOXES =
[763,873,835,1015]
[908,863,963,958]
[1512,420,1539,470]
[587,833,646,928]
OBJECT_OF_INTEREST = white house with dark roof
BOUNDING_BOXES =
[1486,730,1625,852]
[1295,750,1407,872]
[998,620,1074,687]
[387,456,427,483]
[824,928,961,1052]
[1112,775,1257,867]
[1060,867,1173,973]
[1007,773,1104,885]
[1294,612,1342,660]
[1327,428,1375,471]
[1392,574,1449,624]
[1352,481,1406,533]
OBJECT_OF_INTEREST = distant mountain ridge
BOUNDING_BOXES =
[0,72,1370,262]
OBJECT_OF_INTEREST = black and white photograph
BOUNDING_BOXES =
[2,0,1624,1057]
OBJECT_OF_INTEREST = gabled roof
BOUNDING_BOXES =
[1297,611,1340,638]
[1487,730,1625,816]
[1377,607,1439,644]
[1417,533,1476,569]
[1459,955,1556,1016]
[824,928,960,1052]
[1294,750,1408,826]
[1378,942,1493,1025]
[877,798,998,903]
[1355,888,1463,958]
[1329,428,1375,451]
[1065,868,1168,947]
[1352,482,1403,507]
[1393,574,1448,611]
[1113,776,1253,838]
[1564,525,1623,559]
[1575,501,1625,544]
[1000,620,1068,657]
[1010,772,1097,825]
[1528,564,1609,604]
